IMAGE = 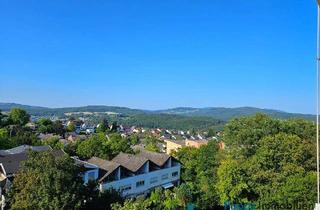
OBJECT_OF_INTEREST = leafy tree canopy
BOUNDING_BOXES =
[8,108,30,126]
[8,151,86,210]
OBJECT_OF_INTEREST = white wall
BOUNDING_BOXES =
[80,161,99,184]
[100,165,181,197]
[83,168,99,184]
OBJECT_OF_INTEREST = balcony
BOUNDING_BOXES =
[100,165,181,197]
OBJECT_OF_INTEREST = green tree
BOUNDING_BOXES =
[36,118,54,133]
[217,159,250,204]
[8,108,30,126]
[174,183,193,207]
[173,141,220,209]
[0,128,10,149]
[110,121,118,133]
[144,136,160,152]
[145,143,159,152]
[207,128,216,137]
[43,136,64,149]
[8,151,86,210]
[107,133,133,157]
[76,134,110,159]
[111,188,183,210]
[83,181,123,210]
[96,119,108,133]
[0,110,6,128]
[218,114,317,208]
[52,120,66,136]
[67,122,76,132]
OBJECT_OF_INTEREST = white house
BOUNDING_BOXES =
[81,150,181,197]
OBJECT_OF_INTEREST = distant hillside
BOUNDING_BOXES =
[156,107,315,121]
[119,114,225,130]
[0,103,144,116]
[0,103,315,122]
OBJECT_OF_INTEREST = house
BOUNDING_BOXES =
[81,150,181,197]
[0,146,65,207]
[164,139,209,154]
[0,145,52,156]
[185,139,208,148]
[164,140,185,155]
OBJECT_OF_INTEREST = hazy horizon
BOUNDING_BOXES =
[0,101,315,115]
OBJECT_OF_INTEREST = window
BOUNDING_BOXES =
[161,174,169,180]
[172,171,178,177]
[136,180,145,187]
[120,185,132,192]
[87,171,96,181]
[150,177,158,184]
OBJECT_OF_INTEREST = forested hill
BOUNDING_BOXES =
[155,107,315,121]
[0,103,144,116]
[0,103,314,121]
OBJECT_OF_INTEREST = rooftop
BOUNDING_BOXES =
[0,145,52,156]
[0,149,65,175]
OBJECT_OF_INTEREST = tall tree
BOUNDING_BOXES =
[36,118,54,133]
[96,119,108,133]
[218,114,317,208]
[8,108,30,126]
[8,151,86,210]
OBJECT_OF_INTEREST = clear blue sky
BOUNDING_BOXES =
[0,0,317,114]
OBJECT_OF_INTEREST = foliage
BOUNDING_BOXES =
[173,141,221,209]
[8,151,86,210]
[207,128,216,137]
[82,181,123,210]
[67,122,76,132]
[36,118,54,133]
[0,109,39,149]
[96,119,108,133]
[76,133,110,159]
[111,187,185,210]
[121,114,224,130]
[144,136,161,152]
[8,108,30,126]
[36,118,66,135]
[217,114,317,208]
[43,136,64,149]
[76,133,133,159]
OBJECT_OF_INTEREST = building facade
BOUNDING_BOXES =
[81,150,181,197]
[164,139,209,154]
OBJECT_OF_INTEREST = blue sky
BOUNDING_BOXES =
[0,0,317,114]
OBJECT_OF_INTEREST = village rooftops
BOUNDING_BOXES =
[0,145,52,156]
[0,149,65,176]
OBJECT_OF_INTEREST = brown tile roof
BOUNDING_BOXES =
[87,157,120,179]
[84,151,174,182]
[137,150,170,166]
[112,153,148,172]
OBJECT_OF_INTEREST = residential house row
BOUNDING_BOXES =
[0,145,181,207]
